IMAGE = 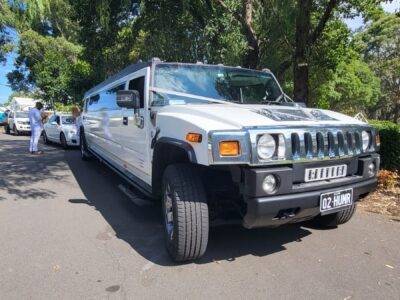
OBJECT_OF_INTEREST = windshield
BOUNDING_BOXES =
[153,64,283,105]
[16,112,28,118]
[61,116,75,124]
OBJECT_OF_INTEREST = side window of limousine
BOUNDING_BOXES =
[128,76,145,108]
[87,84,125,112]
[98,84,125,111]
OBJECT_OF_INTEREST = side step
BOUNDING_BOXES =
[118,184,153,207]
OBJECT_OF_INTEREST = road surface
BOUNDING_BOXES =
[0,133,399,299]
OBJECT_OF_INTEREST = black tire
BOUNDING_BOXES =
[80,131,91,161]
[13,125,19,136]
[42,131,50,144]
[312,204,356,228]
[60,132,68,149]
[162,164,209,262]
[5,124,10,134]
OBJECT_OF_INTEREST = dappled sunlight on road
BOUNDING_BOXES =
[0,134,67,200]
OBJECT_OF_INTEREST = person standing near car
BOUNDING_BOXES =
[71,106,82,140]
[28,102,44,155]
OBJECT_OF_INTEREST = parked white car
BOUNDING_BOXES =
[6,111,31,135]
[80,60,380,262]
[43,113,80,148]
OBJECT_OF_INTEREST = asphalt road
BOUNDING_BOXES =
[0,133,399,299]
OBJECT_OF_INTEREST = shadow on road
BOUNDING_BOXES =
[64,149,312,266]
[0,137,66,200]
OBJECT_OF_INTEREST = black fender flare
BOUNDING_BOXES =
[153,137,197,163]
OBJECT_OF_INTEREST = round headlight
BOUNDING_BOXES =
[361,131,370,151]
[262,174,277,194]
[257,134,276,160]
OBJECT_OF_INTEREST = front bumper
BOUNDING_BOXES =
[242,154,380,228]
[16,126,31,132]
[66,133,80,146]
[243,178,376,228]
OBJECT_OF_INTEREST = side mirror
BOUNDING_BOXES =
[51,121,58,125]
[117,90,140,109]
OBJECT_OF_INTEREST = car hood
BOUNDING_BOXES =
[15,118,30,122]
[62,124,77,130]
[158,104,367,131]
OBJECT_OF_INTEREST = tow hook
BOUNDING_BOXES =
[273,208,299,220]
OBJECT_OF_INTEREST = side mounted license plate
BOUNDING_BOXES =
[320,188,353,214]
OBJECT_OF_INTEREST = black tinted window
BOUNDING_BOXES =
[129,76,145,108]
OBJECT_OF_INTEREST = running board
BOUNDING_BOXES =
[118,184,153,207]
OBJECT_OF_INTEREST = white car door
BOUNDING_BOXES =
[113,67,151,184]
[54,115,62,141]
[47,115,59,140]
[8,112,15,130]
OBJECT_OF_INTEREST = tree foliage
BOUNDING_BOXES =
[3,0,399,123]
[0,0,15,62]
[354,13,400,122]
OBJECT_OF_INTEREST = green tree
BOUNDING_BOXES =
[315,51,381,115]
[8,30,91,104]
[354,13,400,122]
[0,0,15,62]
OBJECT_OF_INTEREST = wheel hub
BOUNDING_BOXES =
[163,183,174,240]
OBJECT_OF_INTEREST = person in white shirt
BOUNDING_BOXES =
[28,102,44,154]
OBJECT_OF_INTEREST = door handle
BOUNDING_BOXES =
[123,116,128,125]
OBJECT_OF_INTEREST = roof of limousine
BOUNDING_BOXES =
[83,60,270,99]
[84,62,150,98]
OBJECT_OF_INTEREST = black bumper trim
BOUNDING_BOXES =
[243,177,377,228]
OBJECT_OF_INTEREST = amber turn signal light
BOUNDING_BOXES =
[219,141,240,156]
[186,133,202,143]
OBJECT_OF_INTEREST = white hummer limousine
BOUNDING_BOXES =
[81,59,380,261]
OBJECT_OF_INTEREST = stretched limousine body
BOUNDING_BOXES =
[80,59,379,261]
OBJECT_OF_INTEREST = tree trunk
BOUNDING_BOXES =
[213,0,260,69]
[242,0,259,69]
[293,0,311,104]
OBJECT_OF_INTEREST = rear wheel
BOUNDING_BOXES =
[42,131,50,144]
[312,204,356,228]
[60,132,68,149]
[5,124,10,134]
[162,164,209,262]
[13,125,19,136]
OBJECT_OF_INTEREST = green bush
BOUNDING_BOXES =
[369,120,400,171]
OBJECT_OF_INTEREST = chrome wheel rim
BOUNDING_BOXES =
[163,183,174,240]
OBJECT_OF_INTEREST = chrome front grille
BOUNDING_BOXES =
[290,129,364,160]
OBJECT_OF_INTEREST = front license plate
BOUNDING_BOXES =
[320,188,353,214]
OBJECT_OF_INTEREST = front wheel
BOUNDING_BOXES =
[311,204,356,228]
[162,164,209,262]
[5,124,10,134]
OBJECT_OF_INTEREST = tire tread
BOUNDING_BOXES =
[163,164,209,261]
